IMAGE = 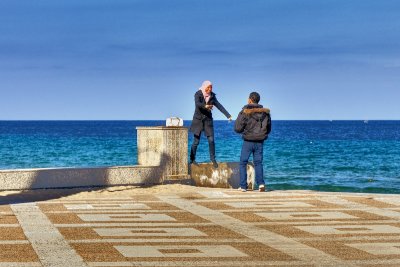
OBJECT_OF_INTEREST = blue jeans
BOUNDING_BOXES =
[240,140,265,189]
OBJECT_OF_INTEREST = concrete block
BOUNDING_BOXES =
[190,162,255,189]
[137,127,188,180]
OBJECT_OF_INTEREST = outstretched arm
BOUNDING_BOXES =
[213,98,231,119]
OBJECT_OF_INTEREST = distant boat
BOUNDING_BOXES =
[364,120,368,124]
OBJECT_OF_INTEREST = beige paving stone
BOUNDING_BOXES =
[71,243,129,262]
[301,240,378,260]
[69,238,254,244]
[55,222,214,228]
[144,202,184,211]
[343,197,398,209]
[342,210,395,220]
[0,227,27,240]
[58,227,100,240]
[0,206,12,213]
[296,224,400,235]
[0,244,39,262]
[225,201,315,208]
[347,242,400,255]
[127,195,161,202]
[256,211,358,220]
[114,244,248,258]
[94,227,207,237]
[177,192,208,200]
[86,261,309,266]
[224,211,279,222]
[343,197,397,208]
[0,214,18,224]
[373,197,400,206]
[64,204,151,210]
[353,259,400,266]
[46,213,85,224]
[301,199,346,209]
[260,224,318,238]
[0,240,30,244]
[159,211,210,223]
[38,203,68,212]
[77,214,177,222]
[0,224,20,228]
[50,210,185,214]
[0,263,42,267]
[197,191,232,199]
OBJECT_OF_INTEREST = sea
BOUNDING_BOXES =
[0,120,399,194]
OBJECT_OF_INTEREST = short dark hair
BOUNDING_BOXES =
[249,92,260,104]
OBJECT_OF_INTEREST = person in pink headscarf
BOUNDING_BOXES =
[189,80,232,168]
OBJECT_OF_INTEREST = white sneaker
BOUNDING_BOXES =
[259,185,266,192]
[238,187,247,192]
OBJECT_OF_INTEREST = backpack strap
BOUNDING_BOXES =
[250,113,267,129]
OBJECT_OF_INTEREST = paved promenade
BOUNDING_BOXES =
[1,186,400,266]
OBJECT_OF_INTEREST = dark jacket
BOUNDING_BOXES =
[234,104,271,141]
[190,90,231,136]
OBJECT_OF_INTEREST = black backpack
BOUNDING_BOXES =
[248,112,271,141]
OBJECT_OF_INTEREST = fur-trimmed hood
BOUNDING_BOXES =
[242,104,270,115]
[235,103,272,140]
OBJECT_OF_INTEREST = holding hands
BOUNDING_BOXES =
[205,104,213,110]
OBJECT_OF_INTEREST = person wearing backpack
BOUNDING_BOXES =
[234,92,271,192]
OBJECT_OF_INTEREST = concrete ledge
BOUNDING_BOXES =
[190,162,256,189]
[0,165,163,190]
[0,162,256,191]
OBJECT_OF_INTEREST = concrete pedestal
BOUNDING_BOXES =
[137,126,188,180]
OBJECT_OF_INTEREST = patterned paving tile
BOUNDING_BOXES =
[72,241,293,263]
[4,190,400,266]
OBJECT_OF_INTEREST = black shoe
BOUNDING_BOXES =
[212,160,218,168]
[190,160,199,166]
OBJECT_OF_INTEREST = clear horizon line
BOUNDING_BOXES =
[0,119,399,121]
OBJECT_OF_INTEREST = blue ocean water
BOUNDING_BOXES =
[0,120,399,194]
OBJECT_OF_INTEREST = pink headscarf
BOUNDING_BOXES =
[199,80,212,103]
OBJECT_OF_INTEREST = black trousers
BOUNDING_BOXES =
[190,133,215,162]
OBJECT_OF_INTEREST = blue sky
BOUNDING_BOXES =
[0,0,399,120]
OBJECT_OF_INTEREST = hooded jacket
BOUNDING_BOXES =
[234,103,271,141]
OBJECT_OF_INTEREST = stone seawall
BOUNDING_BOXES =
[0,165,162,190]
[0,126,255,191]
